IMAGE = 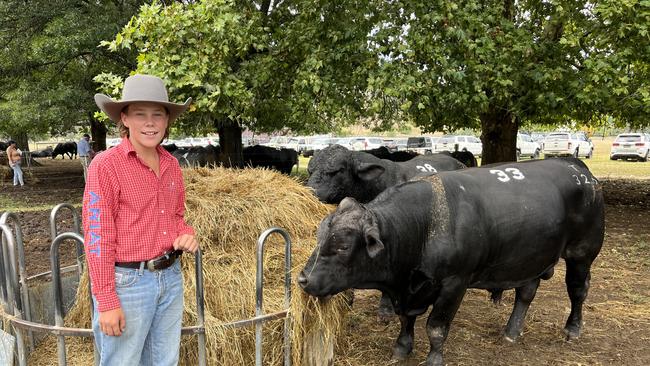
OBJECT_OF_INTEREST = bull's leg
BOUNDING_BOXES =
[392,314,416,360]
[490,289,504,305]
[564,259,592,340]
[424,281,466,366]
[377,292,394,323]
[504,278,540,342]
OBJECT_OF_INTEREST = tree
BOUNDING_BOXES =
[367,0,650,163]
[0,0,147,151]
[98,0,381,165]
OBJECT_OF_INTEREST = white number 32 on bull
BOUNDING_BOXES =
[489,168,525,182]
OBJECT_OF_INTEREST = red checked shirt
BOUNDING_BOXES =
[82,138,195,312]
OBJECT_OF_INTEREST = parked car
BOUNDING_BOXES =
[517,133,541,160]
[406,136,438,154]
[106,138,122,148]
[436,135,483,157]
[394,138,408,151]
[284,136,309,154]
[262,136,291,149]
[542,132,593,158]
[530,132,547,143]
[610,133,650,161]
[302,137,338,157]
[349,137,384,151]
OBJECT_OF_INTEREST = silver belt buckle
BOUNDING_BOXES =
[146,259,157,271]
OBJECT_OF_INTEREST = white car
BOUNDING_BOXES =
[406,136,438,154]
[284,137,309,153]
[610,133,650,162]
[436,135,483,157]
[542,132,593,158]
[349,137,384,151]
[517,133,541,160]
[263,136,291,149]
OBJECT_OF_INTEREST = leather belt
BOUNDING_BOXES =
[115,250,183,271]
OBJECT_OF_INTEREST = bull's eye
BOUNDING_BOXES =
[337,245,349,253]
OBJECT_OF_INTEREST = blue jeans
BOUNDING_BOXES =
[12,163,24,186]
[92,259,184,366]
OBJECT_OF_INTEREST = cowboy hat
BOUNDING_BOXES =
[94,74,191,123]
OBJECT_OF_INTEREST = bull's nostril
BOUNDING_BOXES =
[297,272,309,288]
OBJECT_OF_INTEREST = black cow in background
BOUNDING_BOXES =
[243,145,298,175]
[307,144,466,204]
[162,143,179,153]
[172,145,219,167]
[0,141,9,152]
[443,150,478,167]
[363,146,419,162]
[52,142,77,159]
[32,146,53,158]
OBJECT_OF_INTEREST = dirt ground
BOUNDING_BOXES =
[1,158,649,365]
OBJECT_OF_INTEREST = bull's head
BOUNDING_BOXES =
[298,197,385,298]
[307,146,386,204]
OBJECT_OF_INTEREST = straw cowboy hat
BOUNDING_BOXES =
[94,74,191,123]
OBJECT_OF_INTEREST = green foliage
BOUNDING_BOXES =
[367,0,650,131]
[97,0,381,137]
[0,0,145,139]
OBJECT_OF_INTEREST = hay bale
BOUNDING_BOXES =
[28,167,349,365]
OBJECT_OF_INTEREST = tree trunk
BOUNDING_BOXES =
[479,106,518,165]
[12,132,29,152]
[90,113,108,151]
[215,119,243,167]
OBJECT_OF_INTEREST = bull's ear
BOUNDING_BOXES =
[356,163,385,181]
[338,197,360,212]
[364,216,384,258]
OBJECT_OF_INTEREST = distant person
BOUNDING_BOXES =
[6,140,25,187]
[78,133,94,181]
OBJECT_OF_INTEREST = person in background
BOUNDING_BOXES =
[6,140,25,187]
[77,133,94,182]
[84,74,198,365]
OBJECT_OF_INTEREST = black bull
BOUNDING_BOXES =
[299,158,604,366]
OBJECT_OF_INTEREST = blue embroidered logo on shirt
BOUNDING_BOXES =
[87,191,101,257]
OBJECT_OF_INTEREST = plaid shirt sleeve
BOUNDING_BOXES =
[83,157,121,312]
[174,166,195,237]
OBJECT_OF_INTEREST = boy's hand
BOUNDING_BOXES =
[173,234,199,253]
[99,307,126,336]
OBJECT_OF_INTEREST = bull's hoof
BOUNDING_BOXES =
[425,352,444,366]
[503,329,523,343]
[391,345,412,361]
[563,326,581,341]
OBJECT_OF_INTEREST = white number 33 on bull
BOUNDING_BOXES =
[489,168,525,182]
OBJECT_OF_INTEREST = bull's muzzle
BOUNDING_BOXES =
[297,271,309,289]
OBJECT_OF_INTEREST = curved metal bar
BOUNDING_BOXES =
[1,212,34,351]
[1,224,27,366]
[49,204,84,279]
[0,213,29,316]
[255,227,292,366]
[51,231,84,366]
[4,308,288,335]
[194,249,207,366]
[49,203,82,241]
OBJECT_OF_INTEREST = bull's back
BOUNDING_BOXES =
[432,158,604,288]
[399,154,466,179]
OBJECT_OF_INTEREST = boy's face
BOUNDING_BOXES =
[121,102,169,151]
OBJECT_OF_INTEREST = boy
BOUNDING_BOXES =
[84,74,198,365]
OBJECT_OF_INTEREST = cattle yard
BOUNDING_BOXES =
[1,152,649,365]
